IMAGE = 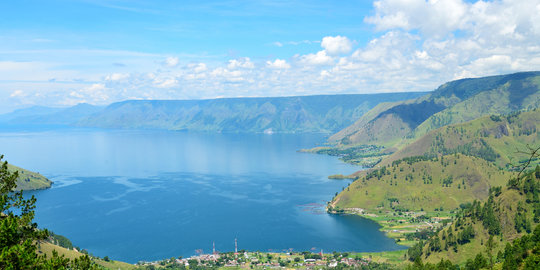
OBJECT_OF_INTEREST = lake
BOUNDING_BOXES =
[0,128,404,263]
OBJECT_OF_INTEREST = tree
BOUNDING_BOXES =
[485,235,497,268]
[0,155,99,269]
[0,155,48,268]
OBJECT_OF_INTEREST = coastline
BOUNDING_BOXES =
[326,205,454,262]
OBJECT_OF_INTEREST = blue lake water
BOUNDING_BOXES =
[0,129,403,263]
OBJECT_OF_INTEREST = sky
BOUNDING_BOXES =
[1,0,540,113]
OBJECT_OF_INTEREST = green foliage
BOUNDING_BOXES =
[408,240,424,262]
[413,151,540,266]
[490,115,502,122]
[0,155,100,269]
[308,145,384,159]
[0,155,48,269]
[49,231,74,250]
[479,196,501,236]
[500,225,540,269]
[449,139,499,162]
[392,155,436,167]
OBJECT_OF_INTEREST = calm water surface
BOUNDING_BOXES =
[0,129,403,263]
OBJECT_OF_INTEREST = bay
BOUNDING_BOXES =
[0,129,404,263]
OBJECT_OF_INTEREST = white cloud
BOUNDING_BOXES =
[321,36,353,55]
[365,0,469,37]
[191,63,207,73]
[10,90,26,98]
[227,57,254,69]
[63,83,111,105]
[164,56,179,67]
[298,50,334,66]
[105,73,130,81]
[266,59,290,69]
[154,78,179,88]
[366,0,540,42]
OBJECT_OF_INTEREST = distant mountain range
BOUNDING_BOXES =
[0,93,425,133]
[0,103,105,127]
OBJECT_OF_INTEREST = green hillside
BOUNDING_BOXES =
[324,80,540,268]
[386,109,540,169]
[329,109,539,214]
[328,100,412,143]
[331,72,540,150]
[331,154,514,213]
[7,163,52,191]
[410,166,540,268]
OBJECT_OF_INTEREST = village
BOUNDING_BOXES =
[137,249,375,269]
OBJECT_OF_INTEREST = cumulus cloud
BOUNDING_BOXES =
[66,83,111,105]
[359,0,540,82]
[266,59,290,69]
[298,50,334,66]
[366,0,540,42]
[321,36,353,55]
[365,0,469,37]
[227,57,254,69]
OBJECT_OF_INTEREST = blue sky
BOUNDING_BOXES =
[1,0,540,112]
[1,1,371,62]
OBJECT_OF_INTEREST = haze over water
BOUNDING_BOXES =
[0,129,403,263]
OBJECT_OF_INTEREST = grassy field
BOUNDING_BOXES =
[38,241,136,270]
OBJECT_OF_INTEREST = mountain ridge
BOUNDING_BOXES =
[0,93,426,133]
[74,93,426,133]
[331,71,540,147]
